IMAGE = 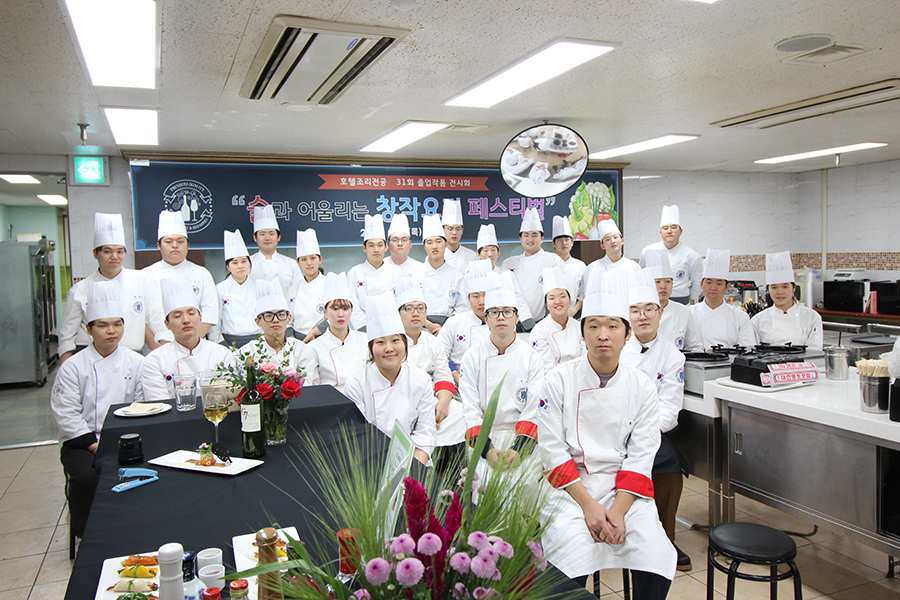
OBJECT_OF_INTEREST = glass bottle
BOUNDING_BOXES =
[241,357,266,458]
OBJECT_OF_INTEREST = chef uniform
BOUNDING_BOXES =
[640,205,703,303]
[344,292,437,458]
[644,248,701,351]
[552,216,587,300]
[421,214,465,323]
[578,220,640,303]
[248,204,302,296]
[441,199,477,274]
[689,249,757,351]
[210,229,261,346]
[536,284,676,590]
[500,207,563,322]
[308,272,368,392]
[385,213,427,277]
[347,214,402,331]
[289,229,328,339]
[143,211,218,342]
[141,278,235,402]
[52,281,144,537]
[437,260,493,371]
[752,251,824,351]
[528,267,584,370]
[59,213,161,355]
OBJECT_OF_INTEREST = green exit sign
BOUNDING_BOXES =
[72,156,107,184]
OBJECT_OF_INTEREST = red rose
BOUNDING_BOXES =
[236,387,246,406]
[281,379,301,399]
[256,382,274,400]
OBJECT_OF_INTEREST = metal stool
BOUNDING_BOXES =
[707,522,802,600]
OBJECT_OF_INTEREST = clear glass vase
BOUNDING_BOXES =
[265,403,289,446]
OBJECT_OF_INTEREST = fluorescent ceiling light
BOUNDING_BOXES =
[104,108,159,145]
[445,39,615,108]
[686,0,719,4]
[0,175,40,184]
[37,195,68,206]
[590,135,698,159]
[755,143,887,164]
[361,121,448,153]
[65,0,157,88]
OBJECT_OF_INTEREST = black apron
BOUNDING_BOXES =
[652,431,689,476]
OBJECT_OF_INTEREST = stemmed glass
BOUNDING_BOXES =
[202,392,228,444]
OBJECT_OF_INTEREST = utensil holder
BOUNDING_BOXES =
[860,375,890,414]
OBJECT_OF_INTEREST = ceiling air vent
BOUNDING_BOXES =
[780,43,878,67]
[240,16,409,105]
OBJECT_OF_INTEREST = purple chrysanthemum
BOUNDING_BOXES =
[486,536,503,544]
[478,547,498,564]
[470,554,495,578]
[390,533,416,556]
[395,557,425,586]
[354,590,371,600]
[449,552,471,574]
[364,557,391,586]
[493,541,514,559]
[417,532,442,556]
[467,531,489,550]
[473,587,498,599]
[490,569,502,581]
[453,582,470,599]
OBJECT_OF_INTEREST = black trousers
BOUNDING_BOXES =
[60,438,101,538]
[574,570,671,600]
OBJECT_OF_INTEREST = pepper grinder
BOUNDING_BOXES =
[158,542,184,600]
[256,527,284,600]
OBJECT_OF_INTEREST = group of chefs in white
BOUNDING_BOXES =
[52,197,823,599]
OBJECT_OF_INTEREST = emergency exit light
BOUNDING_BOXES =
[69,155,110,186]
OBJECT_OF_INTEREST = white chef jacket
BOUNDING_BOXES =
[307,328,368,393]
[751,303,823,351]
[386,255,426,277]
[51,344,144,443]
[347,261,402,330]
[578,255,641,301]
[689,301,758,351]
[528,314,584,371]
[345,362,437,457]
[407,330,464,446]
[436,310,490,370]
[59,268,161,355]
[500,249,564,321]
[140,338,236,402]
[422,261,465,318]
[536,357,675,579]
[640,241,703,301]
[249,251,302,297]
[659,300,701,351]
[143,259,219,341]
[237,337,320,385]
[621,335,685,433]
[209,277,261,343]
[444,245,477,274]
[560,256,587,300]
[455,263,535,325]
[289,272,327,336]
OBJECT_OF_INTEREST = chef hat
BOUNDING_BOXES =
[387,213,411,239]
[476,224,498,251]
[394,274,426,309]
[552,215,573,240]
[643,248,673,280]
[295,228,320,258]
[93,213,126,248]
[253,205,279,232]
[85,280,123,323]
[421,214,444,241]
[519,207,543,233]
[598,220,621,243]
[766,251,795,286]
[660,205,681,228]
[366,292,405,341]
[161,277,200,317]
[322,272,352,307]
[541,267,574,298]
[484,271,518,311]
[223,229,249,262]
[255,278,289,316]
[629,268,660,307]
[582,269,630,320]
[703,249,731,280]
[441,199,464,227]
[465,259,493,294]
[157,210,188,240]
[362,214,386,242]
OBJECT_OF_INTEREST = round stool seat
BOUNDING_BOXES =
[709,522,797,563]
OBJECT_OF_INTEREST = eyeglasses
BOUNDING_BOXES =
[629,306,659,318]
[390,236,411,244]
[485,308,517,319]
[400,305,427,314]
[259,310,290,322]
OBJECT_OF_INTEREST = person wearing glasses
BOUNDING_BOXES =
[441,199,477,274]
[308,273,368,393]
[237,280,320,384]
[209,229,261,347]
[420,214,465,334]
[639,205,703,305]
[385,213,426,276]
[529,267,584,371]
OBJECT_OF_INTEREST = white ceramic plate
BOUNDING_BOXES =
[233,526,299,600]
[113,403,173,418]
[148,450,263,476]
[94,552,159,600]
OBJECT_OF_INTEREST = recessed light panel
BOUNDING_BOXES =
[590,135,698,159]
[755,143,886,164]
[0,175,40,184]
[361,121,448,153]
[104,108,159,145]
[37,195,68,206]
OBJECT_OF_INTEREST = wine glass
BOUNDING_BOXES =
[202,392,228,444]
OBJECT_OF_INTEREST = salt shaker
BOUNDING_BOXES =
[158,542,185,600]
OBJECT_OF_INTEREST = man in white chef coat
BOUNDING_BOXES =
[536,272,675,598]
[551,215,586,318]
[643,248,700,351]
[689,249,757,351]
[59,213,162,361]
[385,213,426,276]
[620,268,692,571]
[640,205,703,304]
[441,199,477,273]
[347,214,402,331]
[249,204,302,297]
[578,220,640,308]
[437,260,493,383]
[420,214,464,333]
[141,278,235,402]
[51,281,144,538]
[143,211,218,341]
[500,207,563,326]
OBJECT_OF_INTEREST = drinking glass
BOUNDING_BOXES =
[173,374,196,412]
[202,392,228,443]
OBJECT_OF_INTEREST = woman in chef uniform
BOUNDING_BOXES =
[345,292,436,465]
[528,267,584,370]
[307,272,368,392]
[751,251,823,351]
[290,228,328,343]
[210,229,261,347]
[536,270,675,598]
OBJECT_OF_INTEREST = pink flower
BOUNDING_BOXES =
[473,587,498,599]
[283,367,298,378]
[354,590,371,600]
[527,541,543,560]
[453,583,470,599]
[490,569,502,581]
[477,547,498,564]
[395,557,425,586]
[390,533,415,556]
[449,552,471,574]
[470,554,495,578]
[493,541,514,559]
[364,557,391,586]
[417,532,442,556]
[486,536,503,545]
[467,531,489,551]
[258,362,277,373]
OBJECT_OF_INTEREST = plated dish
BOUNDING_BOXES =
[148,450,262,476]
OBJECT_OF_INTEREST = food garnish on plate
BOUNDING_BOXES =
[121,555,158,567]
[107,580,159,592]
[117,564,158,578]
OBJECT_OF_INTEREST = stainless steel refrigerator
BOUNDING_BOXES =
[0,238,58,385]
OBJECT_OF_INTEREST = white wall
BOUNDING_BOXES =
[822,159,900,254]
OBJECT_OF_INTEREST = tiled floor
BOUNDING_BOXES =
[0,363,59,449]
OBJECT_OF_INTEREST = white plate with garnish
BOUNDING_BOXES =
[113,403,172,418]
[148,450,262,476]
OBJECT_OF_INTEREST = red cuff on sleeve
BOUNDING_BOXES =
[434,380,455,395]
[547,460,579,488]
[515,420,537,439]
[465,425,481,444]
[615,470,654,498]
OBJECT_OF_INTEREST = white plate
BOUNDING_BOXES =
[716,376,813,393]
[148,450,263,476]
[233,526,299,600]
[94,552,159,600]
[113,404,173,418]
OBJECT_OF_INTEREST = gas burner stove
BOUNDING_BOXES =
[753,343,807,355]
[682,352,728,362]
[709,344,749,356]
